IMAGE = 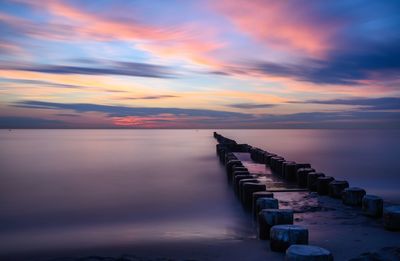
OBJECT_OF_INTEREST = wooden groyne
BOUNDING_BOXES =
[213,132,400,260]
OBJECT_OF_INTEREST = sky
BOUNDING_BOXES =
[0,0,399,128]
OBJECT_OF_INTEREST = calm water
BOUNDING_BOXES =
[0,129,399,258]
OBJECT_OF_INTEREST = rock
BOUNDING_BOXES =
[258,209,293,240]
[296,163,311,170]
[285,245,333,261]
[231,170,250,183]
[383,205,400,231]
[270,156,284,173]
[270,225,309,252]
[255,198,279,220]
[297,168,316,187]
[283,161,297,181]
[307,172,325,191]
[265,153,277,166]
[252,192,274,219]
[362,195,383,218]
[275,159,286,177]
[329,180,349,198]
[241,183,266,210]
[231,170,250,182]
[238,179,259,199]
[316,176,335,195]
[342,187,366,206]
[233,175,256,195]
[232,166,248,173]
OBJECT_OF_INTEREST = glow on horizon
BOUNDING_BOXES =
[0,0,399,128]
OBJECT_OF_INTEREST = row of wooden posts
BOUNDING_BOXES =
[213,132,399,260]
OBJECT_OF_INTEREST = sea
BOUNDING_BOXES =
[0,129,399,259]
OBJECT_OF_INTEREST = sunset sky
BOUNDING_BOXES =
[0,0,399,128]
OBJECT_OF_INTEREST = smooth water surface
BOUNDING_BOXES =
[0,129,399,258]
[0,130,251,258]
[221,129,400,202]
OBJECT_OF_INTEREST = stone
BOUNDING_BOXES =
[233,175,256,195]
[232,166,248,173]
[275,159,286,177]
[225,159,242,172]
[316,176,335,195]
[238,179,259,199]
[252,192,274,218]
[284,162,298,182]
[383,205,400,231]
[231,170,250,182]
[241,183,266,210]
[362,195,383,218]
[265,153,277,165]
[255,198,279,221]
[297,168,315,187]
[270,156,284,172]
[342,187,366,206]
[296,163,311,170]
[307,172,325,191]
[258,209,293,240]
[285,245,333,261]
[328,180,349,198]
[270,225,309,252]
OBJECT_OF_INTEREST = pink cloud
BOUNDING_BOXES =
[212,0,339,58]
[13,0,225,68]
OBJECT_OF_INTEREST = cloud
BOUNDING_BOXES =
[0,60,175,78]
[226,103,276,109]
[0,116,66,128]
[0,78,87,89]
[7,100,400,129]
[290,97,400,110]
[234,39,400,85]
[14,100,248,118]
[211,0,337,57]
[125,95,179,100]
[253,111,400,128]
[1,0,224,68]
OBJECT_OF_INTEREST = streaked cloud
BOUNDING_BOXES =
[14,100,248,118]
[291,97,400,111]
[226,103,276,109]
[0,116,65,128]
[124,95,179,100]
[0,61,175,78]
